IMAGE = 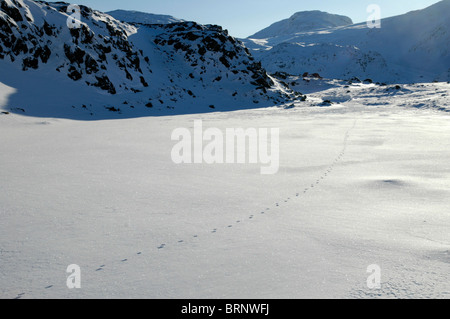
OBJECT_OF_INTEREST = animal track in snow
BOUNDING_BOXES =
[14,293,25,299]
[23,119,358,299]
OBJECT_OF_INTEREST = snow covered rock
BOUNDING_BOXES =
[0,0,298,118]
[0,0,147,95]
[248,11,353,39]
[107,10,184,25]
[244,1,450,83]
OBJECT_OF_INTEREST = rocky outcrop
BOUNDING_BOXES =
[0,0,301,117]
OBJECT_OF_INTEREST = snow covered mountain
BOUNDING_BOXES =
[107,10,184,25]
[0,0,298,119]
[243,1,450,83]
[248,11,353,39]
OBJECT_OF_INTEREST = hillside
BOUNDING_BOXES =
[248,11,353,39]
[243,1,450,83]
[107,10,184,25]
[0,0,298,119]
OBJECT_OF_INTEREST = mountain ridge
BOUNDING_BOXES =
[243,1,450,83]
[107,10,184,25]
[0,0,299,119]
[248,10,353,39]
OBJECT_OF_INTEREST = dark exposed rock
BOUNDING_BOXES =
[348,77,361,84]
[124,68,133,80]
[12,37,28,55]
[64,44,86,65]
[85,54,99,74]
[219,55,230,68]
[34,45,51,63]
[126,53,141,72]
[67,66,82,80]
[321,99,333,106]
[93,75,116,94]
[0,16,13,35]
[272,71,290,80]
[140,76,148,87]
[1,1,23,22]
[0,2,298,110]
[42,20,56,36]
[247,61,273,89]
[22,56,38,70]
[105,106,120,112]
[184,32,200,41]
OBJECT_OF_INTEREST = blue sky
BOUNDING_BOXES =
[50,0,442,38]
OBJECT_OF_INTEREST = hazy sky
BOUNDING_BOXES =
[49,0,442,38]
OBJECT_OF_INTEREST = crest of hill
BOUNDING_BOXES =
[248,11,353,39]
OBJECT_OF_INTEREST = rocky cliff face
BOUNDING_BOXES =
[0,0,149,95]
[0,0,299,118]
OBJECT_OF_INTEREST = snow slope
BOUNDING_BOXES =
[243,0,450,83]
[0,0,449,300]
[107,10,184,25]
[0,0,299,119]
[248,11,353,39]
[0,81,449,299]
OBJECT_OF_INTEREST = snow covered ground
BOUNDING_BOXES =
[243,0,450,84]
[1,80,449,299]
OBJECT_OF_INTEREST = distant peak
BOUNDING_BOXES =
[107,10,184,25]
[249,11,353,39]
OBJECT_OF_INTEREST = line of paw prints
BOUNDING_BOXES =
[14,124,356,299]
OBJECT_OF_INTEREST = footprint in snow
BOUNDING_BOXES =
[14,293,25,299]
